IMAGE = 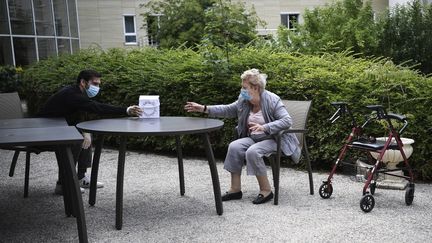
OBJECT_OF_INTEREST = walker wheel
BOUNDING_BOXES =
[319,182,333,199]
[405,183,415,205]
[360,194,375,213]
[370,181,376,195]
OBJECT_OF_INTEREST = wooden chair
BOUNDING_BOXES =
[268,100,314,205]
[0,92,38,197]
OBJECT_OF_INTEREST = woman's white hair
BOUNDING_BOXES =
[240,68,267,92]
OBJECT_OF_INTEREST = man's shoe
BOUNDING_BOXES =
[222,191,243,201]
[79,174,104,189]
[54,182,84,195]
[252,191,274,204]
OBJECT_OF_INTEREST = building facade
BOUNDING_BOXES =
[1,0,424,67]
[0,0,79,66]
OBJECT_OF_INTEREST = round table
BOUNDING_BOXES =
[77,116,224,230]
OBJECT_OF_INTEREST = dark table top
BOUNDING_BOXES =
[76,117,224,136]
[0,117,67,129]
[0,126,83,147]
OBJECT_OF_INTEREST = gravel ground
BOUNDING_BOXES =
[1,148,431,242]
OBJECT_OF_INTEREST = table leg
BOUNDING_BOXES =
[23,151,30,198]
[89,135,104,206]
[201,133,223,215]
[60,145,88,243]
[55,150,72,217]
[116,136,127,230]
[175,136,185,196]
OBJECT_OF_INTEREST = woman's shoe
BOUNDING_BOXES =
[222,191,243,201]
[252,191,274,204]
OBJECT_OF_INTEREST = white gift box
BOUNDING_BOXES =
[139,95,160,118]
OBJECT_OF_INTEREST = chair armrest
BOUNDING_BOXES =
[250,128,308,144]
[279,128,308,135]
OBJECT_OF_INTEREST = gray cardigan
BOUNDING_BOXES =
[207,90,301,162]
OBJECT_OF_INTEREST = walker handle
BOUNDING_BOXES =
[387,113,408,135]
[366,105,387,119]
[330,102,347,123]
[330,102,356,126]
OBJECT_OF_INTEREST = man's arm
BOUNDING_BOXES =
[68,93,127,115]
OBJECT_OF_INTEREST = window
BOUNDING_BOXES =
[37,37,56,60]
[68,0,78,38]
[0,0,10,34]
[9,0,35,35]
[0,0,79,66]
[123,15,137,44]
[53,0,69,37]
[34,0,55,36]
[281,13,299,30]
[71,39,79,53]
[13,37,37,66]
[0,37,14,65]
[57,38,70,54]
[147,14,162,46]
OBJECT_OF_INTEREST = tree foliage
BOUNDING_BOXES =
[202,1,264,48]
[141,0,263,49]
[282,0,380,55]
[376,0,432,74]
[276,0,432,74]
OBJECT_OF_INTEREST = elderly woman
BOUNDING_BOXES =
[184,68,300,204]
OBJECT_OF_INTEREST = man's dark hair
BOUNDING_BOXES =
[76,70,102,83]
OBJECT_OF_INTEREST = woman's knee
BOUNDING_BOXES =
[227,140,243,154]
[245,147,260,161]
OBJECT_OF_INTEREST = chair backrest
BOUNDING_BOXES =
[0,92,24,119]
[282,100,312,150]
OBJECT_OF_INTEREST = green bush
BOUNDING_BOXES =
[0,66,23,93]
[21,47,432,180]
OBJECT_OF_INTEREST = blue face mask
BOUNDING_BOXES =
[240,88,252,101]
[86,84,100,98]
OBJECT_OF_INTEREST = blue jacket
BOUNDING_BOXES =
[207,90,301,162]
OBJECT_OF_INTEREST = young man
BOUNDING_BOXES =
[38,69,142,194]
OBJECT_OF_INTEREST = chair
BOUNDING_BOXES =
[0,92,37,197]
[268,100,314,205]
[0,92,24,119]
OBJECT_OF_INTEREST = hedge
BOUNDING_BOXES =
[0,66,23,93]
[18,46,432,180]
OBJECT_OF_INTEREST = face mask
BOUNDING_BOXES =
[86,84,100,98]
[240,88,252,101]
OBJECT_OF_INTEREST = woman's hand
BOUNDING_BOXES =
[184,102,205,113]
[248,122,265,133]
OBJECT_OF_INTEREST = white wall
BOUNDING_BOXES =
[389,0,413,8]
[78,0,149,49]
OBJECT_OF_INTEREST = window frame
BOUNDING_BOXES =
[280,12,300,30]
[123,14,137,45]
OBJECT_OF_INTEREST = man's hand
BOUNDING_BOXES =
[127,105,142,117]
[82,132,92,149]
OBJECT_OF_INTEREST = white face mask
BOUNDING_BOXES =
[240,88,252,100]
[86,84,100,98]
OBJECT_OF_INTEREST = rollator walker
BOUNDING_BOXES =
[319,102,415,212]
